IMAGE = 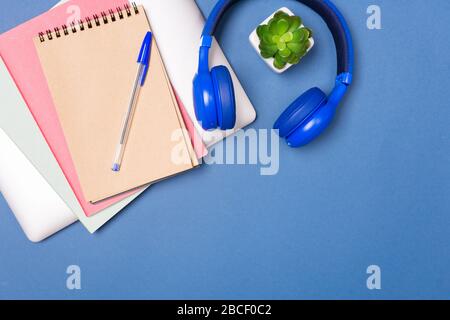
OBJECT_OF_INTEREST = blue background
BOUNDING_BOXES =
[0,0,449,299]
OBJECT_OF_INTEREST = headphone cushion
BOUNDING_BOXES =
[274,88,327,138]
[193,71,218,130]
[286,100,338,148]
[211,66,236,130]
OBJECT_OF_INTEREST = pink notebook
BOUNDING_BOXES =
[0,0,206,216]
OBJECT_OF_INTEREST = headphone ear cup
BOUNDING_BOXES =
[193,71,218,130]
[211,66,236,130]
[286,100,337,148]
[274,88,327,138]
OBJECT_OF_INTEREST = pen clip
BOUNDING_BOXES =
[137,31,153,86]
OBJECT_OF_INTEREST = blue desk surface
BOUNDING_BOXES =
[0,0,449,299]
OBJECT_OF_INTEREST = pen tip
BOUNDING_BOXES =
[112,164,121,172]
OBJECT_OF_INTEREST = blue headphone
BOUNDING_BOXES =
[193,0,354,147]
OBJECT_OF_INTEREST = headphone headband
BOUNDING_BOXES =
[201,0,354,77]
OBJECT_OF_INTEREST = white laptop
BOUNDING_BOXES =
[0,57,76,242]
[0,128,76,242]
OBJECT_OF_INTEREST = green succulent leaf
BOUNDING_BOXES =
[287,42,306,55]
[276,19,290,35]
[257,25,269,39]
[279,31,293,43]
[288,54,302,65]
[305,40,312,49]
[274,53,283,62]
[262,33,274,44]
[280,54,292,63]
[259,43,278,56]
[292,28,309,43]
[268,19,278,34]
[279,48,292,58]
[274,11,289,19]
[288,16,302,32]
[274,57,287,69]
[261,50,274,59]
[277,41,287,51]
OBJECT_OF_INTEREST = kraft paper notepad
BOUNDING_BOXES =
[35,5,198,203]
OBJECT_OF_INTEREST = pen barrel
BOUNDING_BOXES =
[112,63,144,172]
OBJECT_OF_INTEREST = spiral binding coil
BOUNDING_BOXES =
[38,2,139,42]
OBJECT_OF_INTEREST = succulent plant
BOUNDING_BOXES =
[257,11,312,70]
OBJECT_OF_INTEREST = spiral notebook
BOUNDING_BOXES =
[34,4,198,203]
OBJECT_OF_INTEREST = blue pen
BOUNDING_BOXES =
[112,31,152,172]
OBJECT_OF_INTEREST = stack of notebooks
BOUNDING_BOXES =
[0,0,256,242]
